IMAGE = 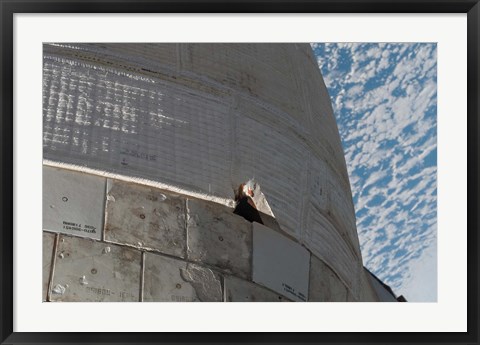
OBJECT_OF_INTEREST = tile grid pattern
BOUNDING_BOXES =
[42,43,363,298]
[43,169,361,302]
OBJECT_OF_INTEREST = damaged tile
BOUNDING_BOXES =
[50,235,142,302]
[105,180,186,258]
[43,166,105,240]
[224,275,291,302]
[143,253,222,302]
[43,232,56,301]
[308,255,348,302]
[186,199,252,279]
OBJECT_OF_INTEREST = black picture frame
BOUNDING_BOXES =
[1,1,478,344]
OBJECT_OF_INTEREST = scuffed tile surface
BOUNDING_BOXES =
[50,235,141,302]
[308,255,348,302]
[186,199,252,279]
[252,222,310,302]
[43,52,232,198]
[143,253,222,302]
[105,180,186,258]
[43,166,105,240]
[224,275,290,302]
[43,232,56,301]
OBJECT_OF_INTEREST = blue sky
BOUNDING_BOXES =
[311,43,437,302]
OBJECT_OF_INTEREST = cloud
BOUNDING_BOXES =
[312,43,437,301]
[398,240,437,302]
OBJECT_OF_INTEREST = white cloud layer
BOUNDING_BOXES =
[312,43,437,301]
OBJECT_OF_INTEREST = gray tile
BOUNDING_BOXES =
[43,166,105,240]
[143,253,222,302]
[43,232,56,301]
[358,270,381,302]
[105,180,186,258]
[366,270,397,302]
[347,291,358,302]
[50,235,142,302]
[224,275,290,302]
[186,199,252,279]
[308,255,348,302]
[252,222,310,302]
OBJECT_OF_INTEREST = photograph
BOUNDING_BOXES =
[1,2,476,342]
[42,42,435,303]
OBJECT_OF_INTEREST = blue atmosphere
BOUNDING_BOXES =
[312,43,437,302]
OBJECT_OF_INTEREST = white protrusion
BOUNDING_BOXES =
[242,179,274,217]
[52,284,66,295]
[79,275,89,285]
